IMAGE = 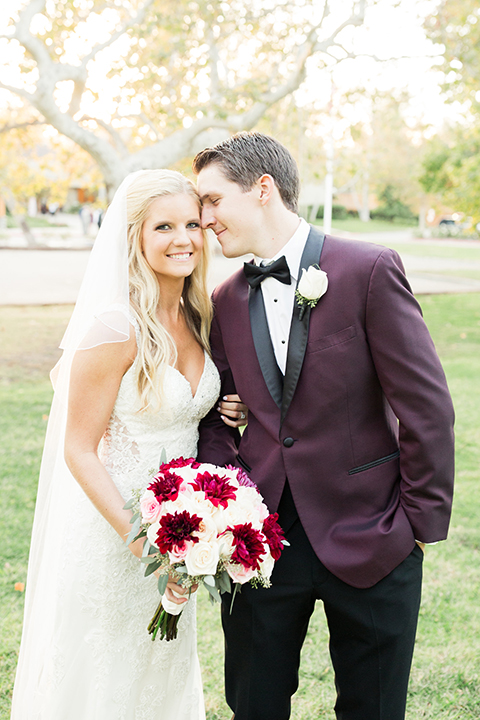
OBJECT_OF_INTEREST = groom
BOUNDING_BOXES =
[194,132,455,720]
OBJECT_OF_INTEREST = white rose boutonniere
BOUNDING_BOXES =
[295,264,328,320]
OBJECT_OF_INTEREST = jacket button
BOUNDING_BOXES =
[283,437,294,448]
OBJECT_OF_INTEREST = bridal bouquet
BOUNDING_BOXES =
[124,455,287,641]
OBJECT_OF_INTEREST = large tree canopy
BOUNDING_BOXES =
[420,1,480,222]
[0,0,374,194]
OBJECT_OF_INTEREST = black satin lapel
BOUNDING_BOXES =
[248,285,283,408]
[281,227,325,424]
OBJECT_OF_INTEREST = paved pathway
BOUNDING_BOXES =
[1,228,480,305]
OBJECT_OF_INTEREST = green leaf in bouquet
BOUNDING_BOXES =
[157,574,169,595]
[129,510,140,525]
[229,582,241,615]
[125,516,141,546]
[159,448,167,465]
[140,555,160,564]
[175,565,188,574]
[123,497,136,510]
[203,574,215,587]
[144,559,161,577]
[218,570,231,594]
[142,539,151,557]
[204,580,221,603]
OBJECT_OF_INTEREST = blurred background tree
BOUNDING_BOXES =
[0,0,374,196]
[421,0,480,223]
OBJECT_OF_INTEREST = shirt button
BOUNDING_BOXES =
[283,437,294,448]
[274,298,278,302]
[281,340,286,344]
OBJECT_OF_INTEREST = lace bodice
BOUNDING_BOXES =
[99,309,221,498]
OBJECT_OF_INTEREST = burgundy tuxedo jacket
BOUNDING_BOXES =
[198,227,455,588]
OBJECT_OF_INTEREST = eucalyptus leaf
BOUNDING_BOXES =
[123,497,136,510]
[204,581,221,603]
[125,516,141,546]
[175,565,188,574]
[157,574,168,595]
[140,555,160,564]
[203,574,215,587]
[218,570,231,594]
[144,560,161,577]
[142,539,151,557]
[129,510,140,525]
[159,448,167,465]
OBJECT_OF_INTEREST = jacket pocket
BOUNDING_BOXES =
[348,450,400,476]
[308,325,356,353]
[236,453,252,474]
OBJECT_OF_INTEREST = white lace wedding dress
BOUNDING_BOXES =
[16,313,220,720]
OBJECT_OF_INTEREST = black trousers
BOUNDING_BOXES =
[221,486,423,720]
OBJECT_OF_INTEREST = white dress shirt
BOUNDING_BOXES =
[255,218,310,374]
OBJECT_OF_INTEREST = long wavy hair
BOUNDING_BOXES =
[126,169,212,412]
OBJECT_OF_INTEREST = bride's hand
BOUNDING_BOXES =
[163,577,198,605]
[218,394,248,428]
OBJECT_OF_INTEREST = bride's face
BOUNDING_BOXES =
[141,193,204,281]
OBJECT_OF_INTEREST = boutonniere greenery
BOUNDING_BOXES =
[295,264,328,320]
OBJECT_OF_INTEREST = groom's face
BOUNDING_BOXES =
[197,164,260,258]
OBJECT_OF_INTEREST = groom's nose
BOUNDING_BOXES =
[201,205,215,229]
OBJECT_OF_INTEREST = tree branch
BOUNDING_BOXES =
[81,0,156,65]
[0,120,45,134]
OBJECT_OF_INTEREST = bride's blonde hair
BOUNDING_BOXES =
[127,169,212,411]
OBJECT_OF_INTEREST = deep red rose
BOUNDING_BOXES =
[192,471,237,508]
[262,513,285,561]
[228,523,266,570]
[147,471,183,504]
[155,510,202,554]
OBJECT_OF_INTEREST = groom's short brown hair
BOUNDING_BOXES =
[192,131,300,213]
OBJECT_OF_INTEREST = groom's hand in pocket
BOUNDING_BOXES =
[218,394,248,428]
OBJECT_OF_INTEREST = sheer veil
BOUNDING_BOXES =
[11,171,146,715]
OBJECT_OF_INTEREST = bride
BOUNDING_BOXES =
[11,170,247,719]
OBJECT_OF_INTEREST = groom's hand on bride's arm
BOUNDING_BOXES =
[218,394,248,428]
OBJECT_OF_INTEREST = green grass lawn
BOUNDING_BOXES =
[1,296,479,719]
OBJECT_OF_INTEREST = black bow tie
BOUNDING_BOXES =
[243,255,291,289]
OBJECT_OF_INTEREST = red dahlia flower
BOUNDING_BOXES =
[262,513,285,561]
[155,510,202,554]
[148,471,182,504]
[160,456,200,471]
[228,523,266,570]
[192,472,237,508]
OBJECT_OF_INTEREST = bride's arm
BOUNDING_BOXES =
[65,330,191,605]
[64,329,144,556]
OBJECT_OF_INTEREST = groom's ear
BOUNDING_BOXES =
[256,174,276,206]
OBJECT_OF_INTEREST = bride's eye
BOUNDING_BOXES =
[187,222,201,229]
[155,223,171,231]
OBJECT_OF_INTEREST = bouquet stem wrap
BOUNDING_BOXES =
[148,591,187,642]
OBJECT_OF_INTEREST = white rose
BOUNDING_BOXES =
[297,265,328,301]
[193,512,217,543]
[185,540,220,576]
[218,531,235,560]
[146,520,160,547]
[212,506,228,534]
[259,549,275,580]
